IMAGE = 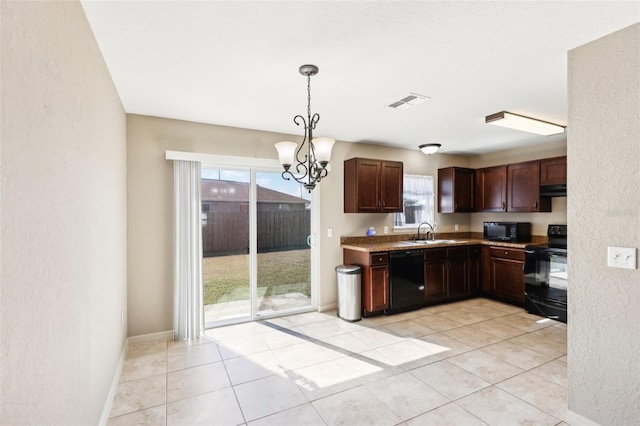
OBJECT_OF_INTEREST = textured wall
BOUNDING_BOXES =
[1,1,127,423]
[567,23,640,425]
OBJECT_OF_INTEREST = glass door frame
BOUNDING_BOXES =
[198,153,319,328]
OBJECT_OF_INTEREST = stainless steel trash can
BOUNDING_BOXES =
[335,264,362,322]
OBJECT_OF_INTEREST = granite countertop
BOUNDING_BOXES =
[340,232,543,253]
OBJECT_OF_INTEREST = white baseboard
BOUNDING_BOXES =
[100,330,173,424]
[99,338,128,426]
[127,330,173,344]
[318,303,337,312]
[566,409,601,426]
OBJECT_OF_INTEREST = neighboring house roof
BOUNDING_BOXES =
[201,179,309,204]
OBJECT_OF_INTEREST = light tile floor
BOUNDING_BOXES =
[108,298,569,426]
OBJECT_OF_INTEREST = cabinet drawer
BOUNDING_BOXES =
[489,247,525,261]
[370,252,389,265]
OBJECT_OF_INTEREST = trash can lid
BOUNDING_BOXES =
[335,264,361,274]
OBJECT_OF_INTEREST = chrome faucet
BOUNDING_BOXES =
[417,222,435,241]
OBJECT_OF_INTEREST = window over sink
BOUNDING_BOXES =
[394,174,435,229]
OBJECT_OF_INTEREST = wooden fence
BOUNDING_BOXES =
[202,210,311,255]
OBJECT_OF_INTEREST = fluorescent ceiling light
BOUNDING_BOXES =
[485,111,565,136]
[388,93,430,110]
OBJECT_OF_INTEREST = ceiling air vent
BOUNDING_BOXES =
[388,93,430,110]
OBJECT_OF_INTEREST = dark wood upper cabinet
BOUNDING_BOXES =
[437,167,475,213]
[507,160,551,212]
[344,158,403,213]
[540,156,567,185]
[475,165,507,212]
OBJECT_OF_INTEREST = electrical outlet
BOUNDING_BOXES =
[454,224,459,231]
[384,226,389,234]
[121,311,124,325]
[607,246,637,270]
[327,228,333,238]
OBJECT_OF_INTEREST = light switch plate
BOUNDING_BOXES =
[607,246,637,270]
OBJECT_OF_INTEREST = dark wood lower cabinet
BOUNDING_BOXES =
[424,249,447,299]
[343,250,389,316]
[486,246,525,305]
[424,246,481,303]
[343,243,522,317]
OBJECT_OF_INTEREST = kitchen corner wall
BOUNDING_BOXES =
[567,23,640,425]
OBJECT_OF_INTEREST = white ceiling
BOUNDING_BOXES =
[81,1,640,155]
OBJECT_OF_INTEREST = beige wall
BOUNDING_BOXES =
[567,23,640,425]
[0,1,127,424]
[127,114,568,334]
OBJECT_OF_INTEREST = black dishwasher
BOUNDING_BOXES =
[387,249,425,313]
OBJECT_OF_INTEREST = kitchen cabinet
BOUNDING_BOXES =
[447,247,469,296]
[476,161,551,213]
[437,167,475,213]
[486,246,525,305]
[424,246,482,301]
[475,165,507,212]
[344,158,403,213]
[507,160,551,212]
[424,249,447,299]
[468,245,481,294]
[540,156,567,185]
[343,250,389,316]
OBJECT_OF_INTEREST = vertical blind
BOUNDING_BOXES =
[173,160,204,340]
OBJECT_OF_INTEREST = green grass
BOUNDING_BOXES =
[203,249,311,305]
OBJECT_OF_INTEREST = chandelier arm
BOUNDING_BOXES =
[310,113,320,130]
[293,114,309,165]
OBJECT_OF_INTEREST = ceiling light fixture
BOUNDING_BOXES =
[388,93,430,110]
[485,111,565,136]
[275,64,335,192]
[419,143,441,155]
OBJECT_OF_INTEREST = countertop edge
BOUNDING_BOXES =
[341,239,531,252]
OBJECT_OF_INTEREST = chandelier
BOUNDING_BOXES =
[275,64,335,192]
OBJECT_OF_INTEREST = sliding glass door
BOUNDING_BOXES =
[255,171,312,317]
[202,166,313,327]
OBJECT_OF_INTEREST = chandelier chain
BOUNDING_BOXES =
[307,75,312,121]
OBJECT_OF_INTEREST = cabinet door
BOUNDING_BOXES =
[355,159,382,212]
[491,257,525,305]
[507,160,544,212]
[438,167,475,213]
[424,249,447,300]
[468,245,481,294]
[476,166,507,212]
[380,161,403,212]
[368,265,389,311]
[447,247,468,296]
[540,156,567,185]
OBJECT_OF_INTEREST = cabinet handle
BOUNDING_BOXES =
[454,202,458,210]
[534,201,538,209]
[502,201,506,211]
[505,251,509,255]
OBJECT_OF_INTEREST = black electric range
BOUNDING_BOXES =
[524,225,568,323]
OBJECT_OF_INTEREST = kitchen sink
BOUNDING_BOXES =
[400,239,467,245]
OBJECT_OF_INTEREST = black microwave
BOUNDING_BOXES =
[483,222,531,242]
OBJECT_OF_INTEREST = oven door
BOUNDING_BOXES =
[524,246,568,322]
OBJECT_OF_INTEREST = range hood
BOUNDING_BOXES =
[540,184,567,197]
